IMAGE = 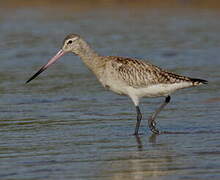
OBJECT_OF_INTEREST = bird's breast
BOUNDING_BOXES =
[100,76,128,95]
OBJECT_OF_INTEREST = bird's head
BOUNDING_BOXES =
[26,33,81,83]
[62,34,81,53]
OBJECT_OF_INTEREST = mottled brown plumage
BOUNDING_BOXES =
[106,56,196,87]
[26,33,208,135]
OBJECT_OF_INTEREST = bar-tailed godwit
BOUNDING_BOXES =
[26,34,207,135]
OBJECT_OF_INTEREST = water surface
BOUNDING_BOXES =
[0,3,220,180]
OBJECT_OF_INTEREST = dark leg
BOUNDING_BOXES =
[148,96,171,134]
[134,106,142,135]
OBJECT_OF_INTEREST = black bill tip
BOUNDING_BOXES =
[26,67,45,84]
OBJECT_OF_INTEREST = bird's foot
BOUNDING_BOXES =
[132,132,144,136]
[148,119,160,134]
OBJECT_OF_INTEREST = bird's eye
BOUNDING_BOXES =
[67,40,73,44]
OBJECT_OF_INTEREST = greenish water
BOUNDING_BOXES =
[0,6,220,180]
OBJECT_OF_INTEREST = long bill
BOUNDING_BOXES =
[26,49,66,83]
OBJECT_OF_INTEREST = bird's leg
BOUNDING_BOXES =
[134,106,142,135]
[148,96,171,134]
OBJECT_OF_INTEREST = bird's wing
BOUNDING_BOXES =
[107,56,191,88]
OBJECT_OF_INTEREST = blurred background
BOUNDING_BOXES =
[0,0,220,180]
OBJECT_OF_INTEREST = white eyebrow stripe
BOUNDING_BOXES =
[71,37,78,41]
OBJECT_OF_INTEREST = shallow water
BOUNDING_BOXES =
[0,3,220,180]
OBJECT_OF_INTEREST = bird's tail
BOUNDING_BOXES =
[189,78,208,86]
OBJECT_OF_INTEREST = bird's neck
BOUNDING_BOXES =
[73,39,102,71]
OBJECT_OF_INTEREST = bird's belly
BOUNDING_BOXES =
[101,80,128,95]
[100,76,128,95]
[131,82,191,98]
[105,84,128,95]
[102,81,191,98]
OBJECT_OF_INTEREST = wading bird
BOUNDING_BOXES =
[26,34,207,135]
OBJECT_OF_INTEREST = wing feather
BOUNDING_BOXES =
[107,56,191,88]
